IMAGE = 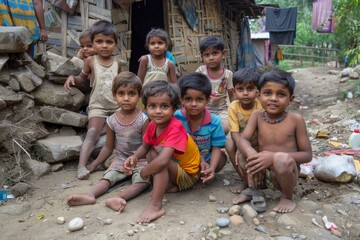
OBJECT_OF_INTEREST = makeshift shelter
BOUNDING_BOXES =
[43,0,268,73]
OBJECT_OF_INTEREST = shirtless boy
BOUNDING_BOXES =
[236,69,312,213]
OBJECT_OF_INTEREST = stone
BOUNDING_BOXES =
[37,106,88,128]
[0,54,9,71]
[9,67,42,92]
[241,204,257,222]
[68,217,84,232]
[217,206,228,213]
[0,26,28,53]
[104,219,112,225]
[42,52,81,76]
[216,218,230,228]
[349,71,359,79]
[0,203,31,215]
[229,215,244,225]
[209,195,216,202]
[56,217,65,224]
[32,80,85,112]
[33,135,83,163]
[228,205,240,216]
[10,182,30,197]
[51,163,64,172]
[23,157,51,179]
[0,85,23,106]
[0,68,11,85]
[8,78,20,91]
[277,214,297,226]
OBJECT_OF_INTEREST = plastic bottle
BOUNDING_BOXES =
[349,129,360,150]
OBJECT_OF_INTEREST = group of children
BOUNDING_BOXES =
[64,20,312,224]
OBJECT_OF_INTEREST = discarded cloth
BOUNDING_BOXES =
[237,17,256,69]
[265,7,297,45]
[312,0,335,33]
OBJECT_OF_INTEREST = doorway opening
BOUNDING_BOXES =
[129,0,164,73]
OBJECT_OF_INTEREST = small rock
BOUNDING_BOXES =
[217,206,229,214]
[223,179,230,186]
[207,231,217,240]
[253,218,260,225]
[255,225,267,233]
[230,215,244,225]
[325,191,333,198]
[68,217,84,232]
[269,211,277,218]
[133,228,139,233]
[179,220,185,225]
[219,229,232,236]
[228,205,240,216]
[127,229,134,236]
[299,234,307,240]
[56,216,65,224]
[337,208,348,216]
[209,195,216,202]
[216,218,230,228]
[330,228,342,237]
[104,218,112,225]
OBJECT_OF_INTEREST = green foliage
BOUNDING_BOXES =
[351,80,360,98]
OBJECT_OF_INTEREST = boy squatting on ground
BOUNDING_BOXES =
[123,80,201,224]
[174,72,227,184]
[64,20,122,180]
[236,69,312,213]
[225,68,263,203]
[67,72,150,210]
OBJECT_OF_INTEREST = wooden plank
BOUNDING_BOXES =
[84,1,89,28]
[89,4,111,21]
[111,8,128,24]
[105,0,112,10]
[68,15,82,31]
[61,10,67,57]
[115,23,128,32]
[85,0,96,4]
[96,0,105,8]
[67,29,80,46]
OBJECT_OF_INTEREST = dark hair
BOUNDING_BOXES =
[178,72,212,98]
[91,20,117,44]
[199,35,224,54]
[79,28,91,41]
[258,70,295,96]
[145,28,170,50]
[233,68,261,87]
[142,80,180,109]
[112,71,142,96]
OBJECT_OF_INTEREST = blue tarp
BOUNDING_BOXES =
[237,18,256,69]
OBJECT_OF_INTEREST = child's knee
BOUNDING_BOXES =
[273,152,296,173]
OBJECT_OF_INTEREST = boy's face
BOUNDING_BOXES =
[79,38,96,59]
[181,89,209,118]
[234,82,259,109]
[201,48,225,69]
[146,94,175,128]
[148,36,168,57]
[259,81,294,117]
[113,85,140,113]
[92,34,116,58]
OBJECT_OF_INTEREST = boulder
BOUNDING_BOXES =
[41,52,81,76]
[33,135,83,163]
[0,26,28,53]
[32,80,85,112]
[37,106,88,128]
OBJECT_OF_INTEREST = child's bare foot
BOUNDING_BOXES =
[230,182,246,194]
[136,204,165,224]
[77,166,90,180]
[273,197,296,213]
[67,195,96,206]
[105,197,127,212]
[232,193,251,205]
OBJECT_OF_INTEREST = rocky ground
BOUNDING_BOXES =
[1,67,360,240]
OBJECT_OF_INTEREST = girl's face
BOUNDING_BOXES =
[148,36,168,57]
[113,85,140,113]
[259,81,294,118]
[79,37,96,59]
[201,48,225,70]
[181,89,209,118]
[92,34,116,58]
[146,94,175,128]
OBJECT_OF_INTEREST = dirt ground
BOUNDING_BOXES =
[1,67,360,240]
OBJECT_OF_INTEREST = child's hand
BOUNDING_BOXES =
[76,49,85,60]
[64,76,75,92]
[201,167,215,184]
[246,151,274,175]
[123,155,138,175]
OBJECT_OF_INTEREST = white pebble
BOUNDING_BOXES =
[56,216,65,224]
[127,229,134,236]
[104,219,112,225]
[216,218,230,228]
[68,217,84,232]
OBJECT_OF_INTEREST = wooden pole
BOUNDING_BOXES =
[61,10,67,57]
